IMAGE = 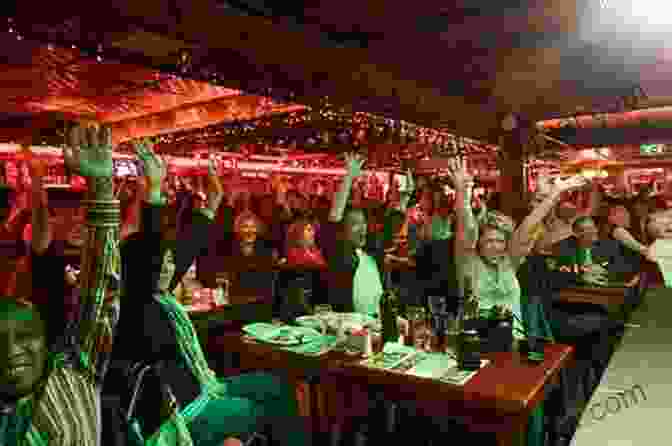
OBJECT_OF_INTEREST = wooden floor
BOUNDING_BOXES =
[571,287,672,445]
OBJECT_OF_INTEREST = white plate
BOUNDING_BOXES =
[296,313,379,331]
[243,323,321,346]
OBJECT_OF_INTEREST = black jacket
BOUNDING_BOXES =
[318,222,387,313]
[110,204,213,431]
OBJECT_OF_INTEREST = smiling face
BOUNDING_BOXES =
[236,216,259,244]
[478,227,508,263]
[302,223,316,244]
[343,209,367,248]
[0,302,49,400]
[530,191,550,210]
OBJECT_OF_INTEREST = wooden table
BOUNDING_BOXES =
[210,333,574,446]
[188,294,273,345]
[556,286,631,306]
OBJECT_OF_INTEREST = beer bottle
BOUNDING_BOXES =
[380,287,400,345]
[457,276,481,370]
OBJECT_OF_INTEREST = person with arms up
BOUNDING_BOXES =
[111,141,308,446]
[1,124,121,445]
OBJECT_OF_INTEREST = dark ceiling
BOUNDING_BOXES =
[3,0,672,142]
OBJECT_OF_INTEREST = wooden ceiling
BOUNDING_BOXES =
[6,1,672,142]
[0,43,241,122]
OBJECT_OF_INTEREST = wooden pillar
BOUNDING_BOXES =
[497,121,531,223]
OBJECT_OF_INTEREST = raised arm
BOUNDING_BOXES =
[63,124,120,383]
[120,178,144,240]
[26,149,51,255]
[612,226,651,258]
[447,157,477,255]
[397,169,416,213]
[134,139,167,235]
[204,155,224,219]
[510,175,586,259]
[329,153,364,222]
[165,155,223,292]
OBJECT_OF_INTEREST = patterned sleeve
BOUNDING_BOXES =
[75,229,121,386]
[73,193,125,386]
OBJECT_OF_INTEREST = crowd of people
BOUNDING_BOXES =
[1,124,670,445]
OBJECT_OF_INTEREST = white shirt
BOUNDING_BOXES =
[352,248,384,316]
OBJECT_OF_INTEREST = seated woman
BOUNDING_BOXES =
[221,210,280,304]
[173,262,206,307]
[276,217,326,319]
[1,126,120,445]
[285,217,326,268]
[112,142,307,446]
[449,158,586,446]
[450,157,585,337]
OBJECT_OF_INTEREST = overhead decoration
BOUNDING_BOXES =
[112,105,498,169]
[1,17,499,166]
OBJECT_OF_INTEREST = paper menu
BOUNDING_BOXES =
[360,342,417,370]
[401,353,489,386]
[649,240,672,287]
[360,344,488,386]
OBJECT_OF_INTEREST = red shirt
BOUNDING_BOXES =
[286,246,326,267]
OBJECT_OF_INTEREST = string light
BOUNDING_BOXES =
[3,18,498,166]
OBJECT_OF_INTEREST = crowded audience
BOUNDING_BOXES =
[1,143,668,446]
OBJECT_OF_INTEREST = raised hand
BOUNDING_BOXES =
[447,156,473,190]
[344,152,365,179]
[208,151,218,177]
[402,169,415,194]
[63,125,113,178]
[551,175,588,194]
[134,138,166,190]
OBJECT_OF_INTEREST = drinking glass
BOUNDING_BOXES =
[314,304,333,335]
[406,306,430,351]
[444,314,460,355]
[427,296,448,316]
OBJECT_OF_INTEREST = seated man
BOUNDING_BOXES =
[545,216,634,406]
[546,216,640,289]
